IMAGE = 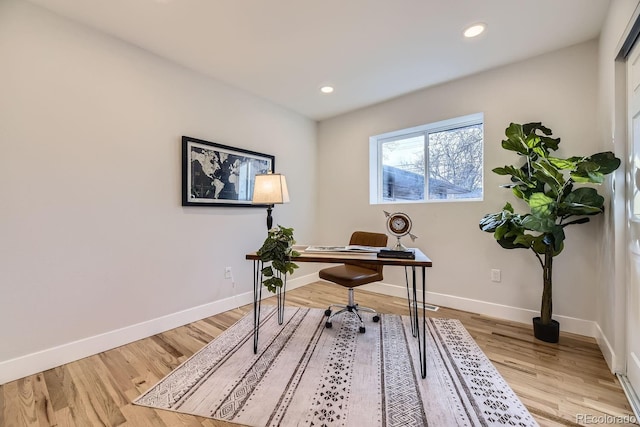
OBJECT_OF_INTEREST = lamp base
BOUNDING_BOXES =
[266,206,273,230]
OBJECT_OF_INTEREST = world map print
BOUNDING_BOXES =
[188,143,272,204]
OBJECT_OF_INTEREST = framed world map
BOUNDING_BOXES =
[182,136,274,207]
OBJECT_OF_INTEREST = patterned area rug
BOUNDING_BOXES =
[135,306,538,426]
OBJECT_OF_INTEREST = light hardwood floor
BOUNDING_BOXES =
[1,281,637,426]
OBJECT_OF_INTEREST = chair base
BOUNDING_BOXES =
[324,288,380,333]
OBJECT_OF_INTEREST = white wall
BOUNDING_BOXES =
[317,40,602,332]
[0,0,317,383]
[597,0,640,372]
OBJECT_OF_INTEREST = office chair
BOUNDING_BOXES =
[320,231,388,333]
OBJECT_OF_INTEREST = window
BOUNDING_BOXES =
[369,113,483,204]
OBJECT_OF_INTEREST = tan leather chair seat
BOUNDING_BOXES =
[319,264,383,288]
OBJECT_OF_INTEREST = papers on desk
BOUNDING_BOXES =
[303,245,383,253]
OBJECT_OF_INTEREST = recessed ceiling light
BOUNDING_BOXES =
[320,86,334,94]
[463,23,486,38]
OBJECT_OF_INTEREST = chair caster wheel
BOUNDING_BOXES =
[373,315,380,322]
[325,322,333,329]
[359,326,366,333]
[324,309,332,316]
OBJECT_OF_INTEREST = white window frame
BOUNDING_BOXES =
[369,112,484,204]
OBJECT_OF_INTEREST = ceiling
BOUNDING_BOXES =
[25,0,611,121]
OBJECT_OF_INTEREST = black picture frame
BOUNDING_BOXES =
[182,136,274,207]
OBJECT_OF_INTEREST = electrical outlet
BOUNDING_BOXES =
[225,267,232,279]
[491,269,501,282]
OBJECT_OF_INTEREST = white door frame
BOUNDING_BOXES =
[615,6,640,418]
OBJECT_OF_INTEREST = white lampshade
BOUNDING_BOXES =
[252,173,290,204]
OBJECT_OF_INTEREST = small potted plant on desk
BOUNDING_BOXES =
[479,122,620,343]
[256,225,300,323]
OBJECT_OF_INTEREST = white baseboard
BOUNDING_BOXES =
[594,322,617,373]
[360,281,598,338]
[0,273,318,385]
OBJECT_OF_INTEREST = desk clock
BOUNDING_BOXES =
[383,211,418,251]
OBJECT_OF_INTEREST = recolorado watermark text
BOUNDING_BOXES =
[575,413,637,424]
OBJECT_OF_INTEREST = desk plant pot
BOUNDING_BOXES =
[479,122,620,342]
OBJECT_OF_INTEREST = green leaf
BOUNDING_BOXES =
[479,203,520,233]
[532,146,546,158]
[571,170,604,184]
[492,165,534,187]
[496,223,529,249]
[539,136,560,151]
[263,276,283,293]
[521,215,556,233]
[527,193,556,218]
[497,236,529,249]
[523,122,551,136]
[533,160,564,187]
[513,233,535,248]
[286,263,299,274]
[558,187,605,216]
[571,157,613,184]
[479,205,531,250]
[479,211,504,232]
[526,135,541,149]
[512,186,525,200]
[551,226,566,252]
[531,171,561,197]
[272,259,285,272]
[548,157,576,170]
[261,266,273,277]
[502,123,528,154]
[492,166,514,176]
[564,187,604,207]
[494,222,509,240]
[520,123,559,153]
[562,217,591,227]
[588,152,621,175]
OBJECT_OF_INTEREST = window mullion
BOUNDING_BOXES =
[424,131,430,201]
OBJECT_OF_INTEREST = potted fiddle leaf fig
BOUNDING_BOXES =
[479,122,620,343]
[256,225,300,293]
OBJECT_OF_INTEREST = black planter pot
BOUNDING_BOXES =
[532,317,560,343]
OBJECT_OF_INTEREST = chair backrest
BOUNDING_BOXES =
[347,231,388,274]
[349,231,388,248]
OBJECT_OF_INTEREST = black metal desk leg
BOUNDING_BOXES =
[253,260,263,354]
[411,266,426,378]
[405,267,417,337]
[276,272,286,325]
[405,266,426,378]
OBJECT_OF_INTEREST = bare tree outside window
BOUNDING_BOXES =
[428,124,483,199]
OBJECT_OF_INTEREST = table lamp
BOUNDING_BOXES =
[252,173,290,230]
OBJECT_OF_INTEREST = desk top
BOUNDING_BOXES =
[246,245,432,267]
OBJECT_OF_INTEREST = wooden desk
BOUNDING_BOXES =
[246,246,433,378]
